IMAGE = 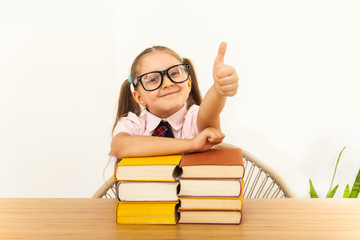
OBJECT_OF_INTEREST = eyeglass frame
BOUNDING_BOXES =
[132,64,190,91]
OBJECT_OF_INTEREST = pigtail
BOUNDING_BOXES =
[112,80,141,134]
[183,57,202,108]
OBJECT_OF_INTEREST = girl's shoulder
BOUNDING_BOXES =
[187,104,200,111]
[113,111,146,137]
[185,104,200,118]
[119,111,146,124]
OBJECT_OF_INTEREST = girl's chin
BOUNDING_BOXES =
[151,104,184,117]
[158,99,185,108]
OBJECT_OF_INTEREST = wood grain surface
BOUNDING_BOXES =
[0,198,359,239]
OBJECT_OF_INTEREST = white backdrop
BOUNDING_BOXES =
[1,0,360,198]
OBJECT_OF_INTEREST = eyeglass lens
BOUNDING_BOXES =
[141,64,189,91]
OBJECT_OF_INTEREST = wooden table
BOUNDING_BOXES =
[0,198,359,239]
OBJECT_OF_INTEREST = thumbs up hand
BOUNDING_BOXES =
[212,42,239,97]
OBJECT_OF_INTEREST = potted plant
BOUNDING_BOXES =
[309,146,360,198]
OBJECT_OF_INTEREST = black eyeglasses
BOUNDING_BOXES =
[133,64,190,91]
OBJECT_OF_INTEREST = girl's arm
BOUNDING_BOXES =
[111,127,225,159]
[197,85,226,131]
[197,42,238,132]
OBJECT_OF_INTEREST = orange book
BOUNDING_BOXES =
[179,196,243,210]
[179,148,244,179]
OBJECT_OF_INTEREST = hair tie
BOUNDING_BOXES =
[127,76,132,84]
[180,57,183,62]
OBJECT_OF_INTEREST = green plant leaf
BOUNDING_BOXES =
[326,184,339,198]
[349,169,360,198]
[343,184,350,198]
[328,146,346,194]
[309,179,319,198]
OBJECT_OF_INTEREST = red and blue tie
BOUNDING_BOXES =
[152,121,174,138]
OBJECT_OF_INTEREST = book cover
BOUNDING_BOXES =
[116,201,179,224]
[119,155,182,165]
[179,148,244,179]
[114,155,183,181]
[178,196,243,210]
[177,209,242,225]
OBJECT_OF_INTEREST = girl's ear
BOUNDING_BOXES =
[132,91,146,107]
[187,76,192,88]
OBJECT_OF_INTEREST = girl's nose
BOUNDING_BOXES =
[162,75,174,88]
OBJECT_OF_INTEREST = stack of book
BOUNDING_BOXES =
[114,155,182,224]
[178,148,245,224]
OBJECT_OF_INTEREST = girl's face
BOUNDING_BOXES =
[133,51,192,118]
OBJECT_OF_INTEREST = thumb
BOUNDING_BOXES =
[214,42,227,66]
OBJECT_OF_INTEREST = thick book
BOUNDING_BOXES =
[178,179,243,197]
[179,179,244,210]
[116,201,179,224]
[180,148,244,179]
[114,155,182,181]
[116,181,179,202]
[177,209,242,225]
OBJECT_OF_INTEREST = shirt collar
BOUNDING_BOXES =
[145,105,187,132]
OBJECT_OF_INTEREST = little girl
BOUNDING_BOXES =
[111,42,238,158]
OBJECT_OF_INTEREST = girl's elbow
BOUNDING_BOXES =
[112,145,129,159]
[111,134,130,159]
[115,151,126,159]
[111,146,124,159]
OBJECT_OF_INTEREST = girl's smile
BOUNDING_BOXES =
[160,90,179,98]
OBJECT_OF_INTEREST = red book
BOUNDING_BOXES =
[179,148,244,179]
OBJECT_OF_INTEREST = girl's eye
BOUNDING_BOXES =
[170,69,181,78]
[171,72,179,77]
[149,77,159,82]
[143,73,160,84]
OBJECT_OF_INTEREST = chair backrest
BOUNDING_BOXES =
[214,143,294,198]
[92,143,294,198]
[93,175,117,198]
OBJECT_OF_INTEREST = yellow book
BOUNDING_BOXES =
[119,155,182,165]
[178,179,244,210]
[114,155,183,182]
[116,201,179,224]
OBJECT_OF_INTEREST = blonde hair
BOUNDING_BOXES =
[112,46,202,134]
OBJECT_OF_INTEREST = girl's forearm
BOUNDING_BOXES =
[111,134,194,158]
[197,85,226,132]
